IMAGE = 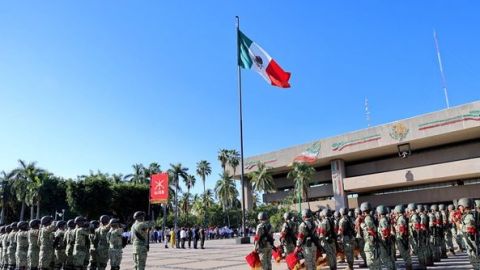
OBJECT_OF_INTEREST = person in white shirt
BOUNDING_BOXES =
[180,228,187,248]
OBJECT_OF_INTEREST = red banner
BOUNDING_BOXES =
[150,173,169,204]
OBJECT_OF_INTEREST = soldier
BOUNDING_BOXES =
[394,205,412,270]
[279,212,296,256]
[54,221,67,270]
[131,211,154,270]
[199,227,205,249]
[359,202,381,270]
[64,220,76,270]
[458,198,480,269]
[440,204,455,255]
[73,217,90,270]
[428,205,442,262]
[375,205,395,270]
[296,209,319,270]
[28,219,41,270]
[437,204,449,258]
[2,225,11,270]
[15,221,29,270]
[449,204,465,252]
[0,226,4,269]
[38,216,55,270]
[95,215,110,270]
[354,208,367,267]
[338,208,355,270]
[88,220,99,270]
[7,222,18,270]
[253,212,273,270]
[106,219,123,270]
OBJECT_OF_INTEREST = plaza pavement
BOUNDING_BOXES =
[121,238,474,269]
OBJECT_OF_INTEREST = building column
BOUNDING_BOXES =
[243,178,254,211]
[331,159,348,210]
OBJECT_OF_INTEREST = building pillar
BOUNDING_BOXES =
[243,178,254,211]
[331,159,348,210]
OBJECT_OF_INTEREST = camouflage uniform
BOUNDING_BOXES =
[354,210,367,266]
[442,206,455,254]
[254,212,273,270]
[449,206,465,252]
[64,223,76,270]
[360,207,381,269]
[394,206,412,270]
[131,212,153,270]
[39,221,55,270]
[27,221,40,270]
[88,222,99,270]
[2,227,10,270]
[420,207,433,266]
[279,213,296,255]
[7,224,17,270]
[297,210,317,270]
[338,209,355,270]
[106,220,123,270]
[54,227,67,270]
[459,199,480,270]
[0,228,6,270]
[16,224,29,270]
[428,209,442,262]
[95,224,110,270]
[73,219,90,270]
[376,210,395,270]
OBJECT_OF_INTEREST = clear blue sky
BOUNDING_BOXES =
[1,1,479,195]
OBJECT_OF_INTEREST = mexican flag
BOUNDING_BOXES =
[238,30,291,88]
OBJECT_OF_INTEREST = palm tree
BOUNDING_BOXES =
[217,149,230,172]
[145,162,161,180]
[183,174,196,225]
[196,160,211,225]
[12,160,45,221]
[168,163,188,231]
[125,164,146,185]
[0,170,15,224]
[249,161,276,195]
[111,174,125,184]
[214,172,238,227]
[228,150,240,176]
[287,162,316,211]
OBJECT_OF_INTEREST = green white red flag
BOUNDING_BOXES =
[238,30,291,88]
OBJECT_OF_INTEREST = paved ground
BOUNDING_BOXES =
[121,239,474,269]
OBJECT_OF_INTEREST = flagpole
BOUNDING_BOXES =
[433,29,450,108]
[236,16,247,240]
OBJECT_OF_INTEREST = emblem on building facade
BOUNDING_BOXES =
[293,141,321,163]
[389,123,409,141]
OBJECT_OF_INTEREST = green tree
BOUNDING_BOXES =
[183,174,195,225]
[214,172,238,227]
[0,170,15,224]
[144,162,161,180]
[217,149,230,172]
[125,164,146,185]
[287,162,316,210]
[168,163,188,231]
[110,183,149,224]
[12,160,45,221]
[227,150,240,176]
[249,161,276,195]
[66,174,112,219]
[196,160,211,225]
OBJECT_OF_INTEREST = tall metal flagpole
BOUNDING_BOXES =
[235,16,247,239]
[433,30,450,108]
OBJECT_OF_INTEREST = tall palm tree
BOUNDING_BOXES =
[12,160,45,221]
[228,150,240,176]
[217,149,230,172]
[125,164,146,185]
[183,174,196,225]
[214,172,238,227]
[196,160,211,225]
[111,174,125,184]
[0,170,15,224]
[249,161,276,194]
[168,163,188,231]
[145,162,161,180]
[287,162,316,211]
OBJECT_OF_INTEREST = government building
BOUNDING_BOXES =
[237,100,480,211]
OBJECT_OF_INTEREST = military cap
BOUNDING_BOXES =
[67,219,75,229]
[41,216,53,226]
[29,219,41,229]
[458,198,473,209]
[257,212,268,221]
[100,215,110,225]
[133,211,146,220]
[360,202,372,212]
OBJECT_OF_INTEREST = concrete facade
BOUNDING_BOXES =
[236,101,480,210]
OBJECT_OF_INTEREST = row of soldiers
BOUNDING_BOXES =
[0,214,126,270]
[254,197,480,270]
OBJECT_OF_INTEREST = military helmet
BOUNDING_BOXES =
[339,207,347,216]
[430,204,438,211]
[99,215,110,225]
[10,222,18,230]
[17,221,28,231]
[41,216,53,226]
[29,219,41,229]
[67,219,75,229]
[423,205,429,212]
[0,226,4,233]
[360,202,372,212]
[320,208,329,217]
[458,198,473,209]
[394,204,405,214]
[333,210,340,219]
[301,209,313,219]
[74,216,86,225]
[257,212,268,221]
[386,207,391,214]
[56,220,66,229]
[447,204,455,211]
[347,209,354,218]
[354,208,361,215]
[5,225,12,233]
[283,212,291,221]
[475,200,480,208]
[376,205,387,215]
[109,218,120,226]
[438,204,446,211]
[133,211,146,220]
[90,220,100,229]
[407,203,416,211]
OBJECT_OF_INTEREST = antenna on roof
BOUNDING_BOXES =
[433,29,450,108]
[365,97,371,127]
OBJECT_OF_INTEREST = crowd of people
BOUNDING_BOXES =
[253,197,480,270]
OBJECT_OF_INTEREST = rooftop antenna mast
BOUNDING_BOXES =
[433,30,450,108]
[365,97,371,127]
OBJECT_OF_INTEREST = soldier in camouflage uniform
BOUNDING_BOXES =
[253,212,273,270]
[449,204,466,252]
[359,202,381,270]
[131,211,154,270]
[39,216,55,270]
[64,220,76,270]
[0,226,5,270]
[295,209,318,270]
[440,204,455,255]
[73,217,90,270]
[106,219,123,270]
[16,221,29,270]
[338,207,354,270]
[54,221,67,270]
[7,222,18,270]
[428,205,442,262]
[95,215,110,270]
[2,225,11,270]
[317,209,336,270]
[28,219,41,270]
[394,205,412,270]
[279,212,296,256]
[354,208,367,267]
[458,198,480,270]
[375,205,395,270]
[88,221,99,270]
